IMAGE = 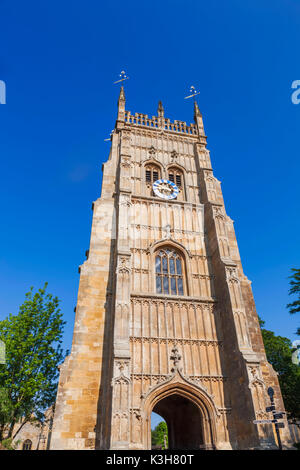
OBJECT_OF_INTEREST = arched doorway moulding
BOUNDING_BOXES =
[142,372,219,450]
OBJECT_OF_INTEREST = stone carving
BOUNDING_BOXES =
[113,375,130,386]
[120,156,132,168]
[247,364,267,417]
[170,150,178,162]
[218,407,232,415]
[130,294,216,309]
[192,254,210,260]
[170,345,182,373]
[119,193,132,207]
[112,358,130,383]
[225,267,239,284]
[117,257,131,274]
[212,206,225,220]
[133,268,149,274]
[129,337,222,347]
[133,223,199,237]
[248,365,262,384]
[116,360,129,374]
[131,248,148,253]
[120,129,131,140]
[143,146,161,165]
[192,274,214,280]
[163,224,171,238]
[149,146,156,156]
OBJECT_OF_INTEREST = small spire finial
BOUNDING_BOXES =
[157,100,164,117]
[119,85,125,101]
[115,71,128,123]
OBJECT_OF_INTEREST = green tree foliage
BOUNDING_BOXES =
[0,388,14,441]
[0,284,68,441]
[0,437,20,450]
[151,421,168,449]
[287,268,300,335]
[259,317,300,420]
[287,268,300,314]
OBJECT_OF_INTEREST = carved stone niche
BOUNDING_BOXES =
[225,266,239,284]
[212,205,225,220]
[204,170,215,181]
[247,364,267,418]
[116,256,131,275]
[111,358,131,417]
[114,359,130,380]
[120,130,131,141]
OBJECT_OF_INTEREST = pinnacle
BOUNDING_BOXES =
[194,100,201,117]
[157,100,164,117]
[118,85,125,101]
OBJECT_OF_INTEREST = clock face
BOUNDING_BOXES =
[153,179,179,200]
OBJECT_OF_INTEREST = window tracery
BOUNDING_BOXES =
[145,163,160,184]
[155,247,185,295]
[167,167,185,200]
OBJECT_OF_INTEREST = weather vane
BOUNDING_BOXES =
[114,70,129,85]
[184,85,200,101]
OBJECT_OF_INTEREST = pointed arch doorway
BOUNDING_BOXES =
[152,394,204,449]
[144,379,217,450]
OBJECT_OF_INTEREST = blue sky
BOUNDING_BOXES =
[0,0,299,366]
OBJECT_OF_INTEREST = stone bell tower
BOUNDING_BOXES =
[50,87,291,450]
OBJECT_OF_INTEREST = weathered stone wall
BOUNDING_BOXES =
[51,91,291,450]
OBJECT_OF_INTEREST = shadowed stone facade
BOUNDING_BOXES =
[50,89,292,450]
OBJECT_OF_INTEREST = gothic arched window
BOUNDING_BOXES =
[155,247,185,295]
[168,167,183,188]
[145,163,160,184]
[167,166,185,201]
[22,439,32,450]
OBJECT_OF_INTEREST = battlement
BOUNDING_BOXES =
[124,110,197,136]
